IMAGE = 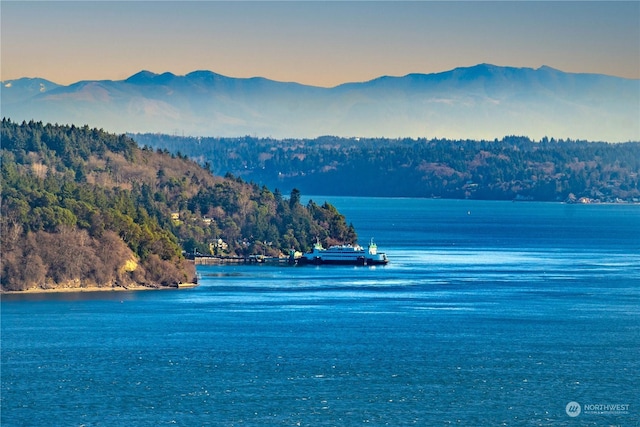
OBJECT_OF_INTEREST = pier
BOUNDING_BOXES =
[193,255,291,266]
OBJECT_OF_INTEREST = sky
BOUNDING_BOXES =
[1,1,639,87]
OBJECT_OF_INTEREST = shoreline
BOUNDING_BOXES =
[1,284,197,295]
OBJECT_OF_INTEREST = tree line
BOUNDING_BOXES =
[133,134,640,202]
[1,119,356,291]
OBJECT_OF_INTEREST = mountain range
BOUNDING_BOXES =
[2,64,638,142]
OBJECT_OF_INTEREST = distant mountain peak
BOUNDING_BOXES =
[155,72,177,84]
[124,70,178,85]
[125,70,230,86]
[125,70,159,84]
[1,77,61,105]
[537,65,560,72]
[462,63,503,71]
[186,70,224,79]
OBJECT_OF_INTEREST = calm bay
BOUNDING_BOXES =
[2,198,639,426]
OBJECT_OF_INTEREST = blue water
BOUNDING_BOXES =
[2,199,639,426]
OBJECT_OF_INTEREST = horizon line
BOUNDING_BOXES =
[3,63,638,88]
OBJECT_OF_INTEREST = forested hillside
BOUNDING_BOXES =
[1,119,356,291]
[134,134,640,202]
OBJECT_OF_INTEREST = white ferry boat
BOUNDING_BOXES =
[297,239,389,266]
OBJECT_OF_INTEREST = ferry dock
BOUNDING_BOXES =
[193,255,292,266]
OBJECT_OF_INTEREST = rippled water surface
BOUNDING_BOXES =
[2,199,639,426]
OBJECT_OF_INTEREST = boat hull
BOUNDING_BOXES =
[294,239,389,266]
[297,256,388,266]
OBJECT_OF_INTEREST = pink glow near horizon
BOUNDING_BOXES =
[2,1,638,86]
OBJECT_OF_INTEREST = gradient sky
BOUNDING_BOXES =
[2,1,639,87]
